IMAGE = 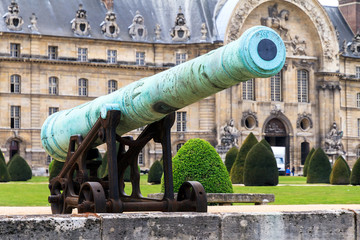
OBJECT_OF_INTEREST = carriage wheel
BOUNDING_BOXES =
[48,180,72,214]
[177,181,207,212]
[78,182,107,213]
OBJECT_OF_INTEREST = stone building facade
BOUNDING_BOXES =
[0,0,360,175]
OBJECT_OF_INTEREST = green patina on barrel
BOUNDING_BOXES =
[41,26,286,161]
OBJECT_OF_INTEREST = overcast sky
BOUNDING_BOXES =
[318,0,338,6]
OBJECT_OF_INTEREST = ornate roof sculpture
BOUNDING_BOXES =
[101,11,120,38]
[71,4,91,36]
[3,0,24,31]
[128,11,147,41]
[28,13,38,32]
[171,6,190,42]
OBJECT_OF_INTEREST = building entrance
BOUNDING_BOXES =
[9,140,19,160]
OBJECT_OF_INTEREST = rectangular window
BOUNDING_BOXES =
[78,78,88,96]
[356,67,360,78]
[242,79,254,100]
[107,50,117,63]
[358,119,360,137]
[10,75,20,93]
[108,80,118,94]
[357,93,360,108]
[138,150,144,165]
[297,70,309,103]
[49,107,59,116]
[48,46,58,59]
[49,77,58,95]
[78,48,88,62]
[136,51,145,65]
[270,72,282,101]
[176,143,184,152]
[176,53,187,65]
[176,112,187,132]
[10,106,20,129]
[10,43,20,57]
[47,155,52,165]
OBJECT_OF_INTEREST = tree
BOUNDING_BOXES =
[350,157,360,186]
[243,142,279,186]
[306,148,332,184]
[49,159,64,181]
[224,147,238,173]
[147,160,163,184]
[330,156,350,185]
[8,154,32,181]
[230,132,258,184]
[303,148,315,177]
[162,138,233,193]
[260,139,273,153]
[0,149,5,165]
[0,157,10,182]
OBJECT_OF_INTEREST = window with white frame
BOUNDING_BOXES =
[176,143,185,152]
[136,51,145,65]
[48,46,58,60]
[78,78,88,96]
[78,48,88,62]
[357,147,360,159]
[11,106,20,129]
[242,79,254,100]
[49,77,58,95]
[271,71,282,101]
[49,107,59,116]
[107,50,117,64]
[357,93,360,108]
[176,52,187,65]
[108,80,118,94]
[358,119,360,137]
[10,43,20,57]
[297,70,309,103]
[138,150,144,165]
[176,112,187,132]
[356,66,360,78]
[10,75,20,93]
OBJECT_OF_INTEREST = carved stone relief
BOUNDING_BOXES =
[260,3,290,39]
[296,112,313,131]
[28,13,38,32]
[292,60,315,70]
[154,24,161,41]
[324,122,345,155]
[3,0,24,31]
[219,119,239,148]
[128,11,147,41]
[241,110,258,129]
[349,33,360,55]
[171,7,190,42]
[71,4,91,36]
[200,23,207,41]
[101,11,120,38]
[265,118,286,135]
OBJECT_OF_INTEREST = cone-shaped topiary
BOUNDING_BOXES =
[243,142,279,186]
[350,157,360,185]
[230,132,258,184]
[162,138,233,193]
[303,147,315,177]
[0,157,10,182]
[0,149,5,165]
[224,147,238,173]
[49,159,64,181]
[147,160,163,184]
[330,156,350,185]
[260,139,273,153]
[306,148,332,183]
[8,154,32,181]
[123,165,141,182]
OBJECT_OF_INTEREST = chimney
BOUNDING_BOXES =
[101,0,113,10]
[339,0,360,34]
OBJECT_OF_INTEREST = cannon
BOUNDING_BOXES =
[42,26,286,214]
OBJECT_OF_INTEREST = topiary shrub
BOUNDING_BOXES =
[224,147,238,173]
[123,165,141,182]
[303,147,315,177]
[260,139,273,153]
[243,142,278,186]
[0,149,5,165]
[350,157,360,185]
[147,160,163,184]
[0,157,10,182]
[306,148,332,184]
[8,154,32,181]
[230,132,258,184]
[330,156,350,185]
[162,138,233,193]
[49,159,64,181]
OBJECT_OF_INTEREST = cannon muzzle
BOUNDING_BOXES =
[41,26,286,161]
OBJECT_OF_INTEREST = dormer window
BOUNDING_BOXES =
[101,11,120,38]
[128,11,147,41]
[3,0,24,31]
[171,7,190,42]
[71,4,91,36]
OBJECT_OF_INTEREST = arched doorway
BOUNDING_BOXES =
[9,140,19,159]
[264,118,290,168]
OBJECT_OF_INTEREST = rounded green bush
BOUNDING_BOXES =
[350,157,360,185]
[8,154,32,181]
[260,139,273,153]
[0,157,10,182]
[243,142,279,186]
[306,148,332,184]
[123,165,141,182]
[224,147,238,173]
[147,160,163,184]
[49,159,64,181]
[230,132,258,184]
[303,147,315,177]
[162,138,233,193]
[330,156,350,185]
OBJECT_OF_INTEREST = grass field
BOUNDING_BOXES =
[0,176,359,206]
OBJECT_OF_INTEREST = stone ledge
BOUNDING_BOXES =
[147,193,275,205]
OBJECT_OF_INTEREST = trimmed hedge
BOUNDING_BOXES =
[330,156,350,185]
[303,148,315,177]
[0,149,5,164]
[230,132,258,184]
[243,142,279,186]
[224,147,238,173]
[306,148,332,183]
[49,159,64,181]
[8,154,32,181]
[162,138,233,193]
[147,160,163,184]
[0,157,10,182]
[350,157,360,185]
[260,139,273,153]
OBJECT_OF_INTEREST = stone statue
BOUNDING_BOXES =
[71,4,91,36]
[28,13,38,32]
[260,4,289,39]
[101,11,120,38]
[325,122,345,154]
[291,35,306,56]
[128,11,147,41]
[3,0,24,31]
[220,119,239,147]
[170,6,190,42]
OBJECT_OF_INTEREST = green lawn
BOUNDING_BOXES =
[0,176,359,206]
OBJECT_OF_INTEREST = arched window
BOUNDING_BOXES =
[297,70,309,103]
[10,75,21,93]
[108,80,118,94]
[242,79,254,100]
[270,71,282,101]
[78,78,88,96]
[49,77,58,95]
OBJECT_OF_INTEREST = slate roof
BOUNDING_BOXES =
[0,0,219,43]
